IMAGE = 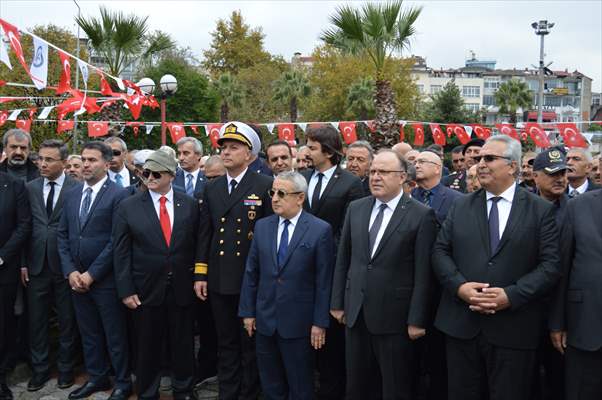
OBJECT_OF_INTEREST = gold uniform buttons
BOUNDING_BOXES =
[237,218,241,223]
[220,228,224,233]
[219,251,224,256]
[237,229,241,234]
[221,217,226,222]
[219,240,224,244]
[236,252,240,256]
[236,241,240,245]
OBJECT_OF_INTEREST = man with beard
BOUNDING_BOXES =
[1,129,39,182]
[65,155,83,181]
[519,152,537,194]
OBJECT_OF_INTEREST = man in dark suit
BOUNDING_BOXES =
[345,141,373,197]
[22,140,77,392]
[174,137,207,200]
[239,171,335,400]
[194,122,273,400]
[331,149,438,400]
[566,148,601,197]
[114,150,200,400]
[104,137,139,188]
[0,159,31,400]
[432,135,561,400]
[413,150,463,224]
[302,125,364,400]
[1,129,40,182]
[57,141,131,400]
[549,189,602,400]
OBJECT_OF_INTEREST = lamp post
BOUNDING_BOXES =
[531,20,554,124]
[72,0,81,153]
[137,74,177,146]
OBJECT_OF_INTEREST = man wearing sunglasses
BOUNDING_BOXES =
[239,171,334,400]
[113,150,200,400]
[433,135,560,400]
[194,121,273,400]
[104,138,139,189]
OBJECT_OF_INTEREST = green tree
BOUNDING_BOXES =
[426,81,468,123]
[321,1,421,148]
[494,79,532,124]
[212,72,244,122]
[347,77,375,121]
[273,70,311,122]
[202,10,272,76]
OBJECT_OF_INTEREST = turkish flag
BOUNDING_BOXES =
[99,73,114,96]
[557,123,587,148]
[189,125,199,135]
[450,124,471,144]
[145,95,159,109]
[429,123,446,145]
[520,131,529,142]
[445,125,453,138]
[0,111,8,126]
[0,19,30,75]
[124,93,143,120]
[338,121,357,144]
[495,123,520,141]
[57,120,74,133]
[365,120,376,133]
[126,121,143,137]
[206,124,222,148]
[278,123,296,142]
[57,51,71,94]
[471,124,491,140]
[399,122,406,142]
[15,119,31,132]
[28,108,36,119]
[122,79,142,95]
[168,123,186,144]
[412,123,424,146]
[87,121,109,137]
[525,123,551,148]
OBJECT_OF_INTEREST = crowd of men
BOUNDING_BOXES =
[0,121,601,400]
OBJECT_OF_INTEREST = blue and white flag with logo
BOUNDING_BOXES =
[30,36,48,90]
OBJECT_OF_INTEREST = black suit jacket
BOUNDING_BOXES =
[302,166,364,244]
[567,179,601,195]
[549,190,602,351]
[441,171,467,193]
[26,175,78,276]
[113,189,202,307]
[412,183,463,224]
[195,170,273,295]
[432,186,561,350]
[331,194,438,334]
[0,159,40,182]
[0,172,32,284]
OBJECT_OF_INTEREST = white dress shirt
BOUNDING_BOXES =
[184,168,201,191]
[277,209,303,248]
[568,179,589,195]
[308,165,337,207]
[149,188,174,229]
[368,191,403,257]
[80,175,108,214]
[486,184,516,239]
[43,172,66,209]
[227,168,248,194]
[108,166,131,188]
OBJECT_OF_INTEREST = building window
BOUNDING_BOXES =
[430,85,442,94]
[417,84,425,94]
[484,78,500,90]
[462,86,480,98]
[593,97,601,106]
[464,103,481,112]
[483,95,496,106]
[544,96,562,107]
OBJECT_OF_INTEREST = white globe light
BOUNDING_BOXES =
[136,77,155,94]
[160,74,178,94]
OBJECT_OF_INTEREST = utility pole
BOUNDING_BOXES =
[531,20,554,124]
[73,0,81,153]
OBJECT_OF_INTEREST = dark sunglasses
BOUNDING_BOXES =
[142,169,164,179]
[112,150,122,156]
[527,159,534,166]
[268,189,302,198]
[473,155,512,163]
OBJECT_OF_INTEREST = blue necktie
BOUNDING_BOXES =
[489,197,502,253]
[369,203,387,255]
[115,173,124,187]
[79,187,93,226]
[422,190,432,207]
[186,173,194,196]
[277,219,291,267]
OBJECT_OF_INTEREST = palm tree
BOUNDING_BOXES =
[494,79,533,124]
[322,1,421,148]
[212,72,244,122]
[273,70,311,122]
[347,77,375,121]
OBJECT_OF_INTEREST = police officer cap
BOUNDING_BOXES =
[462,138,485,155]
[218,121,260,155]
[143,150,177,174]
[533,147,568,174]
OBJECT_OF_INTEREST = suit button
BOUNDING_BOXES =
[367,264,372,271]
[219,240,224,244]
[236,241,240,245]
[219,251,224,256]
[221,217,226,222]
[237,218,242,223]
[236,252,240,256]
[488,262,493,266]
[237,229,241,234]
[219,228,224,233]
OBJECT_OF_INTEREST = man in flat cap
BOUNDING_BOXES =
[194,121,273,400]
[113,150,202,400]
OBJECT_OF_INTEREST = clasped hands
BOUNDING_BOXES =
[68,271,94,293]
[458,282,510,314]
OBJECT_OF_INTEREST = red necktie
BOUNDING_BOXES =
[159,196,171,246]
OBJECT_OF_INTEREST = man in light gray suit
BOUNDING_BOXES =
[22,140,77,392]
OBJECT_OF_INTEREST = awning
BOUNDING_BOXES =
[526,111,557,121]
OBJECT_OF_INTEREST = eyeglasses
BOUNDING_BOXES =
[415,159,441,167]
[142,169,165,179]
[473,155,512,163]
[112,150,122,156]
[268,189,302,198]
[368,169,404,177]
[452,158,465,163]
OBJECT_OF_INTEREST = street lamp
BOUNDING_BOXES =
[136,74,177,145]
[532,20,554,124]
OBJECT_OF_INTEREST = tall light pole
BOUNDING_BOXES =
[137,74,178,146]
[73,0,81,153]
[532,20,554,124]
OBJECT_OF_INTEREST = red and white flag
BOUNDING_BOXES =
[338,121,357,144]
[124,93,143,120]
[471,124,491,140]
[57,120,74,133]
[0,19,30,75]
[429,123,446,145]
[15,119,31,132]
[126,121,143,137]
[99,73,114,96]
[0,111,8,126]
[57,51,71,94]
[168,123,186,144]
[399,122,406,142]
[495,124,520,141]
[189,125,199,135]
[449,124,471,144]
[87,121,109,137]
[206,124,222,148]
[525,123,551,148]
[277,123,296,142]
[412,123,424,146]
[365,120,376,133]
[556,123,587,148]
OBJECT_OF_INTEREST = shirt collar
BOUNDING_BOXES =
[313,165,337,180]
[149,187,174,203]
[109,166,127,178]
[570,179,589,194]
[83,175,108,194]
[45,172,66,187]
[374,190,404,212]
[279,208,303,227]
[227,167,248,184]
[486,183,516,203]
[184,168,200,181]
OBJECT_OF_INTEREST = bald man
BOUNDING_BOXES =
[392,142,412,157]
[405,150,420,166]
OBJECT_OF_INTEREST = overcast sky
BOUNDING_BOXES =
[1,0,601,92]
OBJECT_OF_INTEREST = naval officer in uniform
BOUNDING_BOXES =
[194,121,273,400]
